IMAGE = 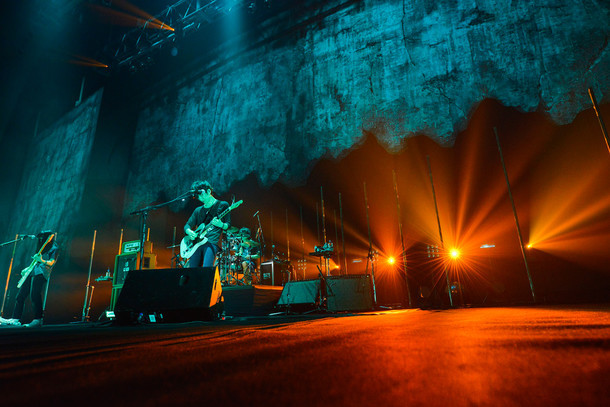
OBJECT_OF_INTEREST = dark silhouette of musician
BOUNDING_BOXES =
[184,180,231,268]
[0,231,59,327]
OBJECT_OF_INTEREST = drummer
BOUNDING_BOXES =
[237,227,260,285]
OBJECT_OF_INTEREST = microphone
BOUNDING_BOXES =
[20,234,36,239]
[252,210,259,218]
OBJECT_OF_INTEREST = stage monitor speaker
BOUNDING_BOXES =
[277,279,320,306]
[326,274,373,312]
[114,267,223,323]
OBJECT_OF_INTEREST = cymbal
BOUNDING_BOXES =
[226,226,240,234]
[241,239,260,247]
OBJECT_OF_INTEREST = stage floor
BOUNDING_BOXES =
[1,304,609,406]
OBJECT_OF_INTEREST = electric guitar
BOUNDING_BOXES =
[180,200,243,259]
[17,233,56,289]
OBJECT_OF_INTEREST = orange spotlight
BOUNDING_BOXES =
[526,243,533,249]
[387,256,396,265]
[449,248,461,259]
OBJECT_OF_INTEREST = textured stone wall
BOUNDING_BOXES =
[124,0,610,213]
[3,90,103,266]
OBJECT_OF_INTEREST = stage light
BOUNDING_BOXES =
[526,243,533,249]
[387,256,396,265]
[450,248,460,259]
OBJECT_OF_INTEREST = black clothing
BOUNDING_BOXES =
[33,242,59,279]
[13,241,59,321]
[14,274,47,320]
[184,200,230,248]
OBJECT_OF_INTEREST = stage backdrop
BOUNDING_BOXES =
[1,90,103,315]
[123,0,609,213]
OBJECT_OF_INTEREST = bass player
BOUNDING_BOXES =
[184,180,231,268]
[0,231,58,327]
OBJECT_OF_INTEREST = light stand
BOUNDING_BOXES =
[80,230,97,322]
[1,234,30,316]
[362,182,378,307]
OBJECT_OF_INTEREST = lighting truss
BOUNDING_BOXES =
[107,0,249,71]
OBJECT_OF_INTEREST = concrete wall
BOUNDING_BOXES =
[124,0,610,213]
[2,90,103,288]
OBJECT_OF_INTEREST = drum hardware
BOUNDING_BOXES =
[225,226,240,235]
[241,238,260,247]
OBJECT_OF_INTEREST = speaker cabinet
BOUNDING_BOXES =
[110,253,156,310]
[114,267,223,323]
[326,274,373,312]
[260,261,290,286]
[277,279,320,306]
[113,253,156,286]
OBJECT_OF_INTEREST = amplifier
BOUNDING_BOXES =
[122,240,153,254]
[111,253,156,310]
[113,253,137,286]
[260,261,290,286]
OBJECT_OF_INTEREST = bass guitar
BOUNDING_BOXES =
[17,233,55,289]
[180,200,243,259]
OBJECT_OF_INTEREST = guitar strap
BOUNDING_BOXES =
[203,201,220,224]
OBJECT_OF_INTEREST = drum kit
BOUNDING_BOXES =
[217,226,261,286]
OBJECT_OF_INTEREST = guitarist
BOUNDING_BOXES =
[0,231,58,327]
[184,180,231,268]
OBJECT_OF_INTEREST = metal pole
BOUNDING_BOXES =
[118,228,124,255]
[1,234,19,316]
[339,193,347,275]
[320,187,330,275]
[393,170,412,308]
[588,88,610,155]
[171,226,176,268]
[494,128,537,302]
[85,285,95,321]
[139,212,147,270]
[426,156,453,307]
[320,186,327,244]
[334,209,340,272]
[300,205,305,280]
[81,230,97,322]
[270,211,274,259]
[285,209,290,262]
[363,182,378,306]
[315,203,320,245]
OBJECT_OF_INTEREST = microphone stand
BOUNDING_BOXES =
[130,190,194,270]
[1,234,30,316]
